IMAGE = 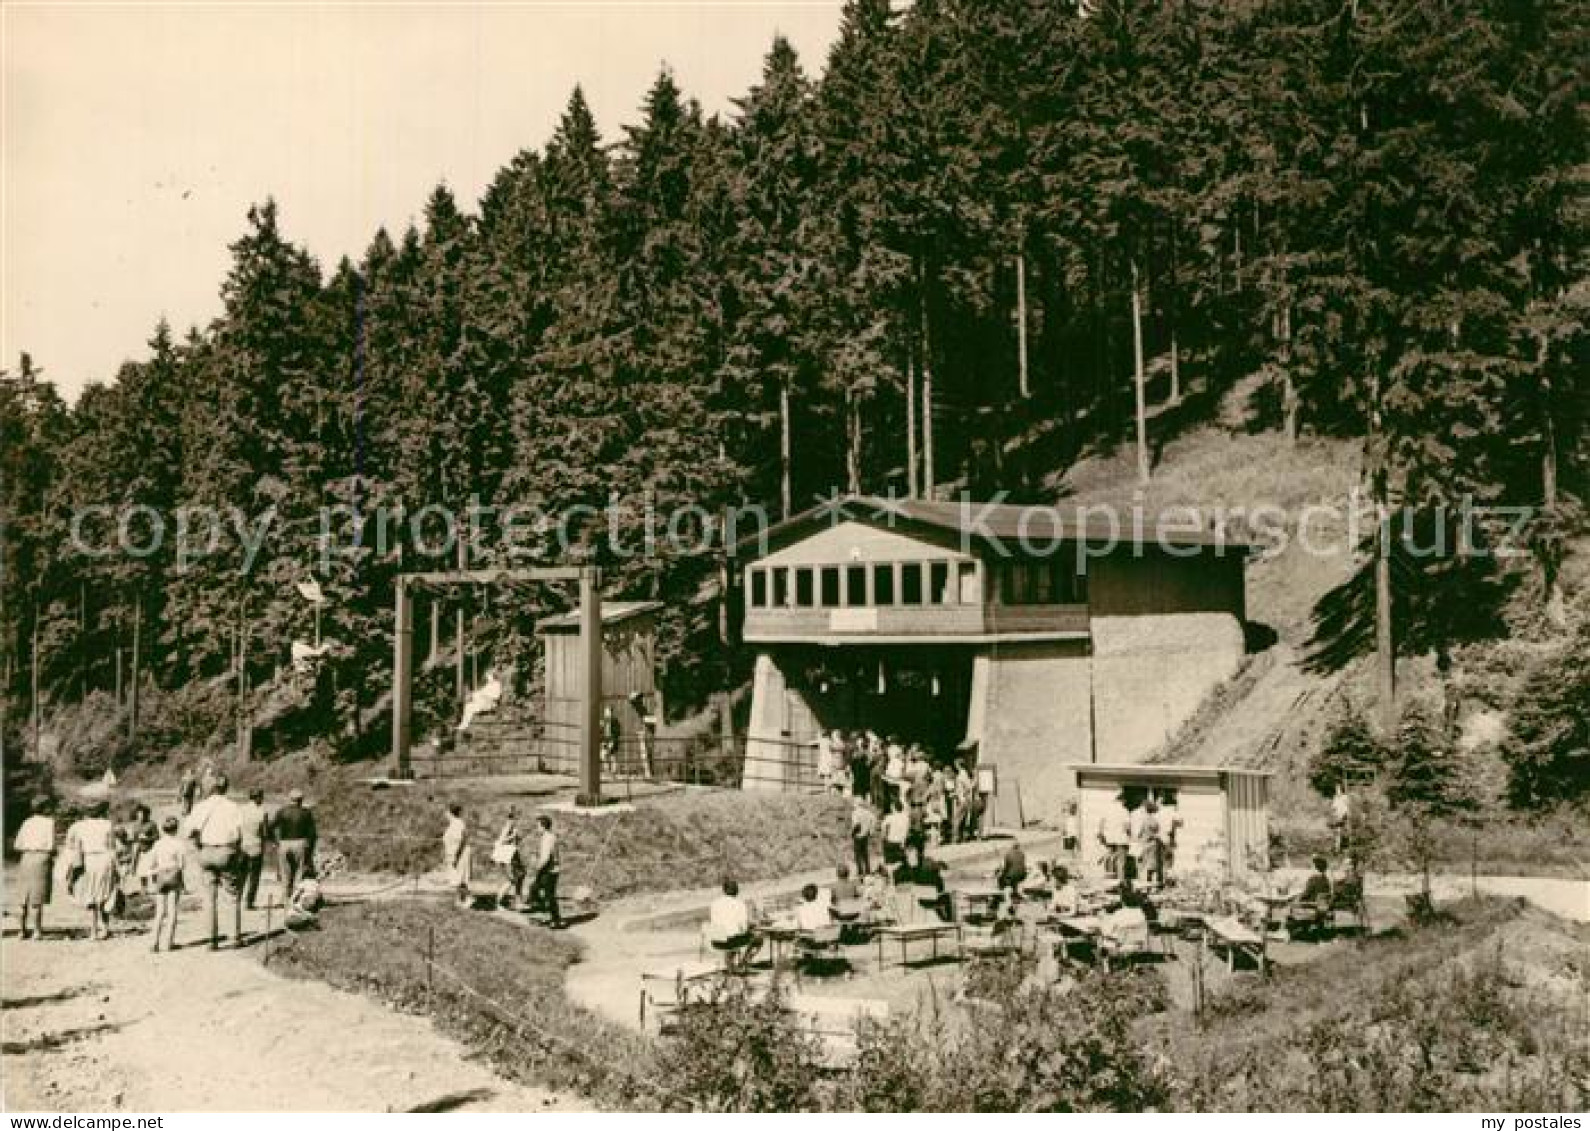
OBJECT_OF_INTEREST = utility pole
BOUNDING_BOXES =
[1131,259,1150,486]
[391,576,414,778]
[454,533,467,708]
[1370,362,1396,734]
[1016,249,1030,399]
[921,284,935,499]
[128,596,141,744]
[780,378,793,519]
[30,609,41,760]
[577,568,603,806]
[237,597,252,761]
[905,357,918,499]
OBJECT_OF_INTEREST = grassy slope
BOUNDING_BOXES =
[1064,427,1361,811]
[1061,426,1589,870]
[310,783,853,901]
[267,899,662,1109]
[1152,897,1590,1111]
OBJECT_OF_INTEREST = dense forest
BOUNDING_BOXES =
[2,0,1585,776]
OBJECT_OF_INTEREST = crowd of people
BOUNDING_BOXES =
[9,771,325,952]
[814,729,997,891]
[816,729,989,843]
[1091,791,1181,886]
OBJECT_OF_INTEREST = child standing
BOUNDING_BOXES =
[146,817,188,953]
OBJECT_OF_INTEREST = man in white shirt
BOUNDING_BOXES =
[1100,887,1150,953]
[881,805,911,868]
[795,884,831,931]
[1109,803,1134,879]
[187,775,244,949]
[1049,865,1081,917]
[706,879,760,969]
[709,879,752,940]
[526,815,564,928]
[815,730,835,791]
[850,798,876,876]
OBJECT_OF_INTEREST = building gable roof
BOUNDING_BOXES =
[735,495,1256,560]
[537,600,663,634]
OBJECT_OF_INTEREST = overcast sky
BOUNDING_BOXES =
[2,2,843,400]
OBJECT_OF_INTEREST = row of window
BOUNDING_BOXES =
[998,560,1089,606]
[747,560,977,610]
[745,558,1088,610]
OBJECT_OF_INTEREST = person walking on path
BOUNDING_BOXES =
[13,798,56,940]
[442,804,474,909]
[237,788,269,909]
[64,801,121,941]
[526,815,563,928]
[188,775,244,950]
[270,789,317,902]
[881,802,910,870]
[600,706,621,778]
[146,817,188,952]
[178,767,199,816]
[119,803,158,893]
[494,807,525,909]
[849,797,875,877]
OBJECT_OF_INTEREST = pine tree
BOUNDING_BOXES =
[725,39,826,516]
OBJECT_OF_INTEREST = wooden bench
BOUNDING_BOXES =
[638,960,729,1032]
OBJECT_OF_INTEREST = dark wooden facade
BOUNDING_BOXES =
[538,600,660,773]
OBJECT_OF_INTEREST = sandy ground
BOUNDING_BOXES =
[2,899,584,1113]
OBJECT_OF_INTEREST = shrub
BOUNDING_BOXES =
[1502,622,1590,808]
[1166,900,1590,1112]
[1309,698,1385,797]
[838,967,1174,1112]
[655,980,827,1112]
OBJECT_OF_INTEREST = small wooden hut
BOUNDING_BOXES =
[537,601,660,775]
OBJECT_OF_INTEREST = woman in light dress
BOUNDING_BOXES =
[443,804,474,909]
[492,807,523,908]
[64,801,121,940]
[12,798,57,939]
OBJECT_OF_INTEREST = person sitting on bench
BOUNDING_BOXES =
[1288,856,1335,936]
[707,878,760,968]
[1301,856,1333,905]
[795,883,831,931]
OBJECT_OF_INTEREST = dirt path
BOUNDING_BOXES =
[2,904,584,1113]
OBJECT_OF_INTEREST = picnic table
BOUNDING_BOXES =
[955,885,1005,923]
[1206,915,1267,974]
[1048,914,1103,964]
[1158,907,1209,943]
[757,918,805,969]
[875,920,962,969]
[1254,891,1296,925]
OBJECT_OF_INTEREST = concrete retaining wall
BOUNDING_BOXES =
[966,641,1092,826]
[1090,613,1244,765]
